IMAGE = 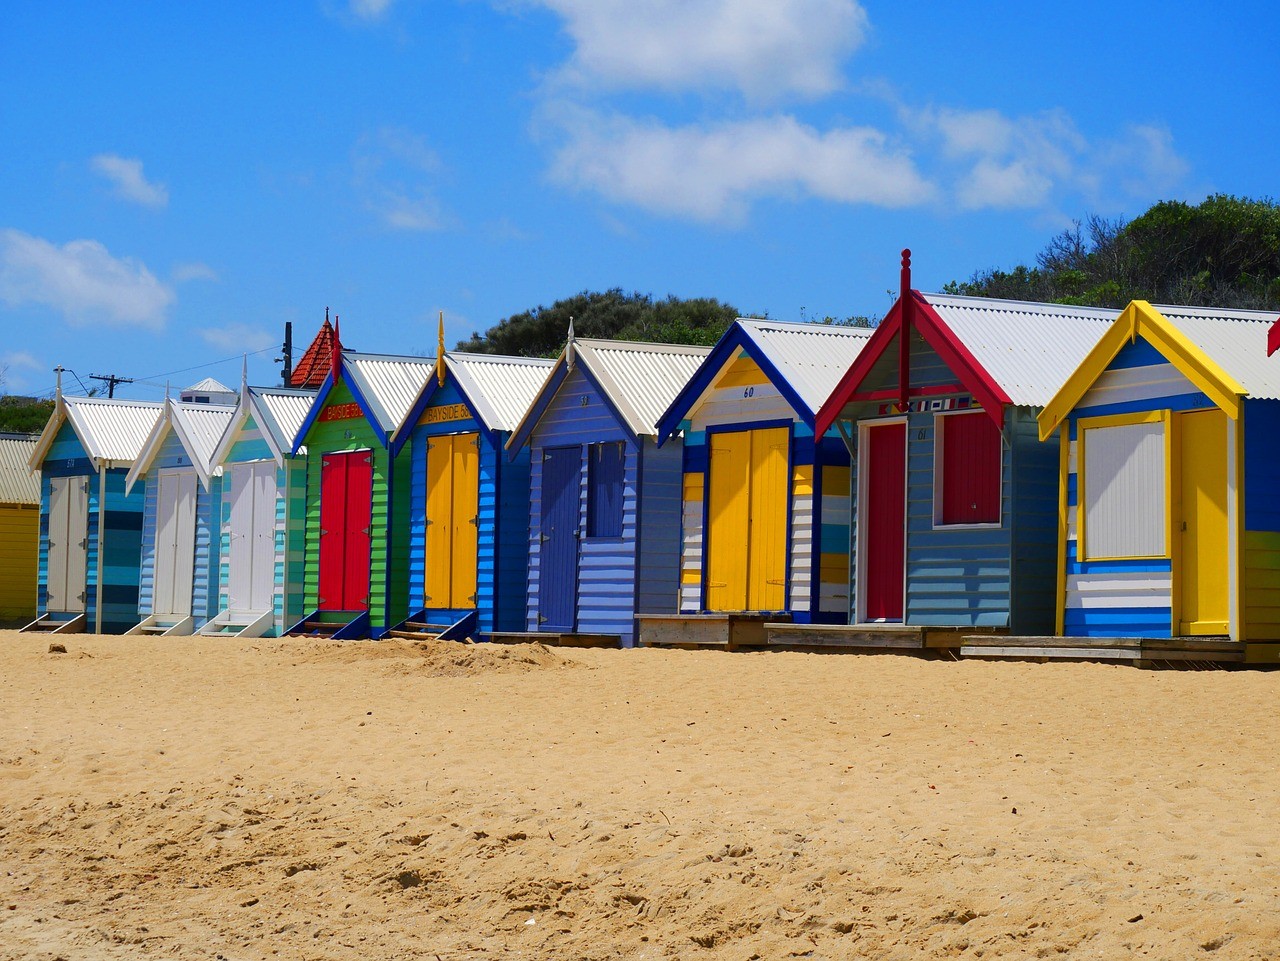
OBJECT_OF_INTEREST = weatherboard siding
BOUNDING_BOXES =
[0,504,38,621]
[635,438,683,620]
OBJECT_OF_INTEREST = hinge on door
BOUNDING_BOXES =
[471,437,480,447]
[539,532,548,543]
[320,528,329,536]
[469,516,478,526]
[573,529,581,539]
[79,538,88,549]
[537,613,547,624]
[362,527,371,536]
[78,591,86,602]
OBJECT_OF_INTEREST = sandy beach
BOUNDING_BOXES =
[1,632,1278,960]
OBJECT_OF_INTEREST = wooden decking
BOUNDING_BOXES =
[636,613,786,650]
[763,623,1006,654]
[960,635,1246,665]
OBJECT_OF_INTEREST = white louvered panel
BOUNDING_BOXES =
[1082,422,1165,560]
[1065,571,1171,608]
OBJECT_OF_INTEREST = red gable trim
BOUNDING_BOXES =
[1269,317,1280,357]
[815,291,1012,435]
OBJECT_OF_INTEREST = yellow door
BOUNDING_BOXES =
[747,428,789,610]
[706,430,751,610]
[450,434,479,609]
[424,433,480,609]
[706,427,790,611]
[1179,409,1229,634]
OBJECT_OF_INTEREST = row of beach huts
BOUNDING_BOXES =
[16,253,1280,664]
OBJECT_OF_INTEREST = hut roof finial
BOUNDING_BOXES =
[566,316,575,371]
[436,311,447,387]
[331,315,342,385]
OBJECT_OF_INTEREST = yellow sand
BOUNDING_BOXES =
[1,632,1277,959]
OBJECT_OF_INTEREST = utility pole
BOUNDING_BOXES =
[277,321,294,386]
[88,373,134,398]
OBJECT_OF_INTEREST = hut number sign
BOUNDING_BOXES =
[422,403,469,424]
[319,402,362,422]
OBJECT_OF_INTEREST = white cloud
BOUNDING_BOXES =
[546,107,935,223]
[172,262,220,283]
[529,0,867,101]
[0,229,174,329]
[352,128,448,231]
[90,154,169,208]
[0,351,42,394]
[350,0,393,19]
[198,322,276,354]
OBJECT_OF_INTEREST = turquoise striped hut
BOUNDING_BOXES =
[26,391,162,634]
[124,395,236,635]
[206,382,316,637]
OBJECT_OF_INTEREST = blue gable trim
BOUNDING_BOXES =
[655,324,815,445]
[391,372,495,457]
[507,354,641,459]
[290,366,388,454]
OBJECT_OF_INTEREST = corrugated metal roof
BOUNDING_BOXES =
[345,352,436,434]
[184,377,233,393]
[918,293,1118,407]
[63,396,164,465]
[1151,304,1280,400]
[251,387,316,453]
[738,319,875,414]
[170,402,236,474]
[446,353,555,431]
[0,433,39,505]
[575,339,713,436]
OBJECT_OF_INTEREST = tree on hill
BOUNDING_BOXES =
[944,195,1280,311]
[455,289,741,356]
[0,395,55,434]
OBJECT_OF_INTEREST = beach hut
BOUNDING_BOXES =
[0,433,40,624]
[643,318,873,648]
[25,390,162,634]
[124,393,236,635]
[505,333,711,646]
[1035,300,1280,663]
[204,380,316,637]
[810,253,1115,650]
[289,328,434,638]
[390,327,554,639]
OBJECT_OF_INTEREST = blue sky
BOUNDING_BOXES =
[1,1,1275,399]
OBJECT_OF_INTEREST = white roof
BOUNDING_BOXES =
[1152,304,1280,400]
[29,395,164,470]
[127,399,235,491]
[919,293,1118,407]
[737,318,874,414]
[252,387,316,451]
[184,377,233,394]
[445,353,556,432]
[0,433,39,505]
[345,352,436,435]
[575,339,712,436]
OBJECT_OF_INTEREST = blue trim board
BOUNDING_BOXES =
[392,372,493,456]
[656,324,817,444]
[508,355,641,456]
[291,367,389,453]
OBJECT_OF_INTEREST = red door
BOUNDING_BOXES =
[318,450,373,611]
[864,423,906,621]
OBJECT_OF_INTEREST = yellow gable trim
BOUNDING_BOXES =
[714,353,770,389]
[1038,301,1247,441]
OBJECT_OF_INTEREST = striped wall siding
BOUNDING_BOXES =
[406,378,531,635]
[841,336,1051,628]
[525,366,642,643]
[1007,406,1059,634]
[676,353,847,622]
[1242,401,1280,639]
[635,437,683,620]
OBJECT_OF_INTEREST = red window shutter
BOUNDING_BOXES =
[941,413,1000,524]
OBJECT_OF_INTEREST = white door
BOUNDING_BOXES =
[47,476,89,613]
[154,469,197,617]
[228,461,277,613]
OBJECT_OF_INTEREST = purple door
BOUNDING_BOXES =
[539,446,580,632]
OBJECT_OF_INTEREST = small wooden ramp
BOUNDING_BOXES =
[386,610,479,642]
[284,610,371,640]
[20,612,86,634]
[637,613,786,651]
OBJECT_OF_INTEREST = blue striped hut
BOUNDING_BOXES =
[26,390,162,634]
[206,381,316,637]
[124,393,236,635]
[389,335,554,639]
[1037,300,1280,663]
[506,334,711,647]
